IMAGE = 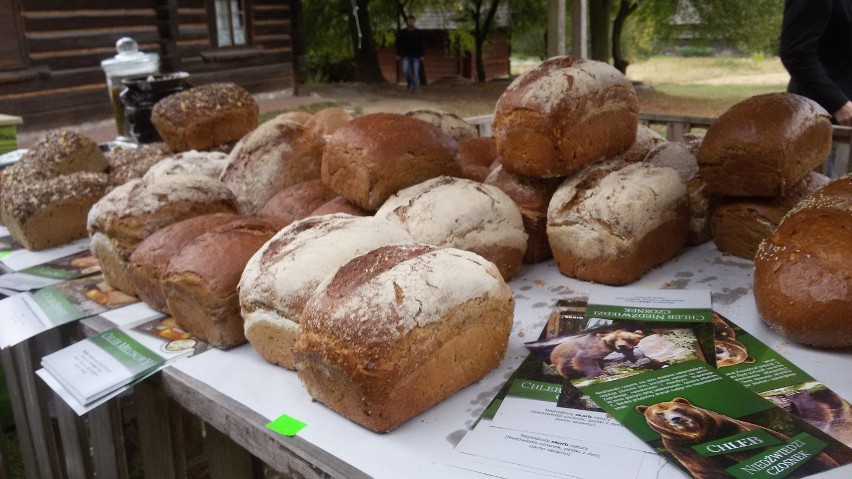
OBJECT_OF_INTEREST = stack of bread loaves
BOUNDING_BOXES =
[698,93,833,259]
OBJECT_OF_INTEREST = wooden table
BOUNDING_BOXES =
[75,242,852,478]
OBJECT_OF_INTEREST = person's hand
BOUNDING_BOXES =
[835,101,852,126]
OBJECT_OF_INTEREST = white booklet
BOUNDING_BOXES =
[0,237,91,272]
[40,315,209,409]
[0,250,101,292]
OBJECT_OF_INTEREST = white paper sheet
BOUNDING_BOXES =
[1,238,91,271]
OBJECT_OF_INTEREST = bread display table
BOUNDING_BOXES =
[77,241,852,478]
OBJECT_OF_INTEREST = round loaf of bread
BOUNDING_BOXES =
[87,175,239,294]
[619,125,666,164]
[151,83,259,152]
[644,140,713,245]
[258,179,337,227]
[547,159,689,285]
[127,212,243,312]
[697,93,832,197]
[276,111,313,125]
[493,56,638,178]
[220,117,324,215]
[143,150,230,180]
[405,109,478,142]
[456,136,499,182]
[163,217,278,349]
[107,143,171,184]
[303,107,352,137]
[1,172,113,251]
[376,176,527,279]
[309,196,369,217]
[239,214,414,369]
[293,243,514,432]
[754,175,852,347]
[712,172,829,259]
[484,165,561,263]
[321,113,460,210]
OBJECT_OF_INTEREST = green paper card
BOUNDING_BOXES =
[267,414,307,436]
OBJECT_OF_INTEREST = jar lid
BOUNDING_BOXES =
[101,37,160,75]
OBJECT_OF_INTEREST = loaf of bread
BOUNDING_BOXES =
[143,150,230,180]
[697,93,833,197]
[293,244,514,432]
[376,176,527,279]
[163,217,278,349]
[107,143,171,184]
[303,107,352,137]
[1,172,112,250]
[87,175,238,294]
[220,117,324,215]
[309,196,369,217]
[151,83,259,152]
[754,175,852,347]
[644,140,714,245]
[619,125,666,163]
[493,56,638,178]
[257,179,337,227]
[276,111,313,125]
[405,109,478,142]
[547,159,689,285]
[127,213,243,312]
[456,136,499,182]
[239,214,414,369]
[484,165,561,263]
[321,113,460,210]
[1,129,108,190]
[712,172,829,259]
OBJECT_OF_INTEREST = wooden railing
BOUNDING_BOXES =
[464,113,852,178]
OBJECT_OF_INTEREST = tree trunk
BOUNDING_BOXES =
[589,0,611,62]
[348,0,385,83]
[472,0,502,83]
[611,0,637,74]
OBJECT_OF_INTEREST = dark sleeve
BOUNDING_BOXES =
[396,31,403,56]
[780,0,849,113]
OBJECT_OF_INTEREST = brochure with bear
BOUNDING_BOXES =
[536,289,852,479]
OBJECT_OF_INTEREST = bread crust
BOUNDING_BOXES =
[754,175,852,347]
[456,137,499,182]
[293,244,514,432]
[697,93,832,197]
[493,56,638,178]
[321,113,460,210]
[258,179,338,228]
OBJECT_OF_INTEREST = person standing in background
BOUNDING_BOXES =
[396,15,425,92]
[780,0,852,126]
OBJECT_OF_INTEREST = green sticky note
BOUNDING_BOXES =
[267,414,307,436]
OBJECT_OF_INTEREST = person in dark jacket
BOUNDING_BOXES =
[780,0,852,126]
[396,15,425,92]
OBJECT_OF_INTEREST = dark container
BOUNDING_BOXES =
[120,72,191,143]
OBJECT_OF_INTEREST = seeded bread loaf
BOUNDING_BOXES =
[484,165,561,263]
[493,56,639,178]
[376,176,527,280]
[405,109,478,142]
[697,93,833,197]
[239,214,414,369]
[106,143,171,184]
[257,179,338,227]
[754,175,852,347]
[163,217,278,349]
[151,83,259,152]
[456,136,499,182]
[1,172,113,250]
[220,117,324,215]
[143,150,229,180]
[293,244,514,432]
[712,172,830,259]
[321,113,460,210]
[17,129,107,178]
[127,213,243,312]
[547,159,689,285]
[87,175,239,294]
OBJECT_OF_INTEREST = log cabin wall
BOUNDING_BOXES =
[0,0,296,131]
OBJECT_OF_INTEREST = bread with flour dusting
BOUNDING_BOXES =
[547,159,689,285]
[376,176,527,279]
[293,243,514,432]
[143,150,230,180]
[239,214,414,369]
[87,175,238,294]
[493,56,638,178]
[220,117,324,214]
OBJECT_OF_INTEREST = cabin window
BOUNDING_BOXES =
[214,0,247,46]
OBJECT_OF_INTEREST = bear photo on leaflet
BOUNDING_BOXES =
[636,397,839,479]
[713,314,754,368]
[549,328,645,379]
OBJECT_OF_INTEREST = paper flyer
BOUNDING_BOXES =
[0,237,91,271]
[0,250,101,291]
[0,274,138,348]
[40,315,210,414]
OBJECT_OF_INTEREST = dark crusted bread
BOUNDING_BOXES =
[456,136,499,182]
[258,179,338,228]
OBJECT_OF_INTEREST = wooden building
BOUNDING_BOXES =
[0,0,301,130]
